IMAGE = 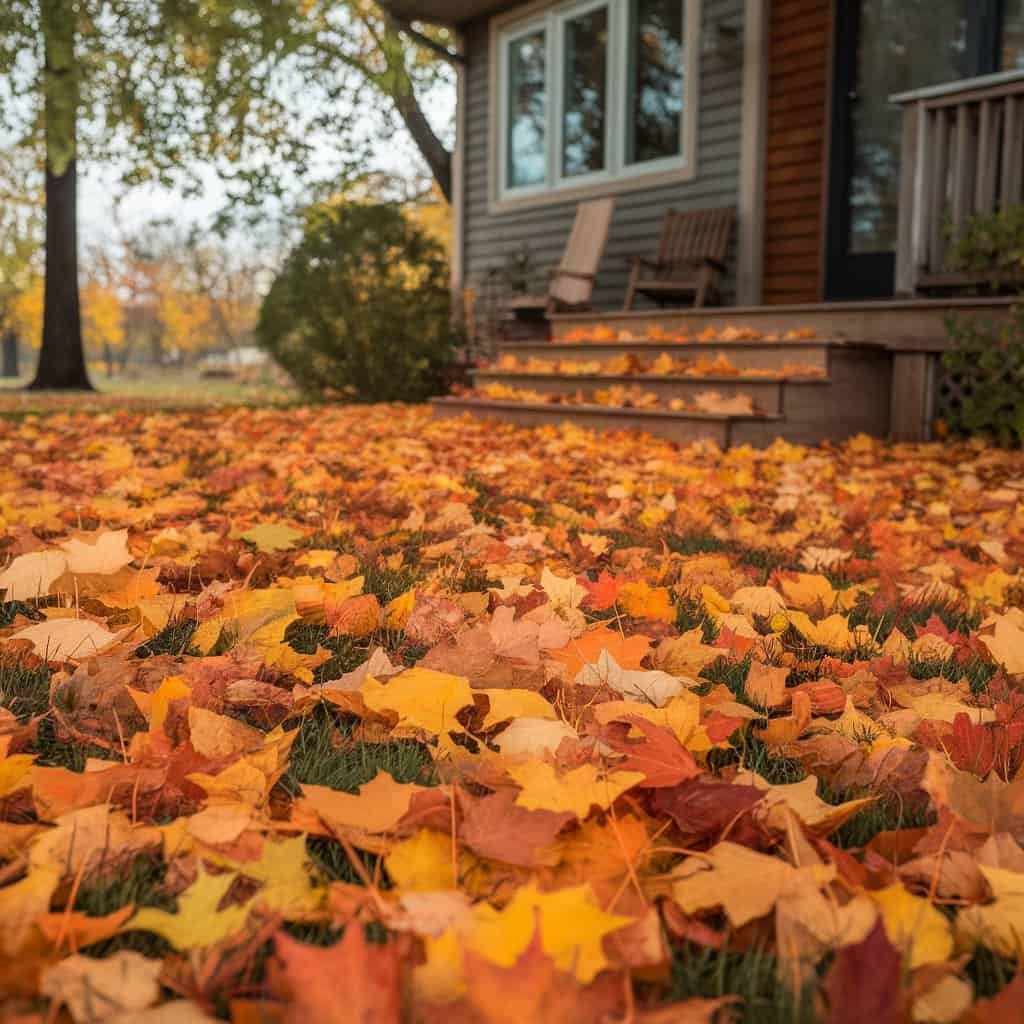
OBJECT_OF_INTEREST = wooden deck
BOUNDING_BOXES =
[434,298,1009,448]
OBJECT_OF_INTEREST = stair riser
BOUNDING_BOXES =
[433,400,732,447]
[471,372,789,414]
[494,341,832,372]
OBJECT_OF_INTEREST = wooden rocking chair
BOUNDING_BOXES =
[622,206,736,310]
[504,197,616,320]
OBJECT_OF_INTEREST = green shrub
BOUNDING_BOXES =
[943,206,1024,445]
[258,201,455,402]
[950,205,1024,282]
[943,306,1024,445]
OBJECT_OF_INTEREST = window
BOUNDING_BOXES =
[495,0,698,203]
[506,27,548,188]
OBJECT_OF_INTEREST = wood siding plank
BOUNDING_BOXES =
[761,0,831,305]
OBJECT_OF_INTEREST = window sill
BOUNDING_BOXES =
[489,160,698,215]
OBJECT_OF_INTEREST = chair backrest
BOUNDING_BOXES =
[654,206,736,279]
[550,197,616,306]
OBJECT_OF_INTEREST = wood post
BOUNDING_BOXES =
[890,352,936,442]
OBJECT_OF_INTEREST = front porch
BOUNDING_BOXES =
[433,296,1015,446]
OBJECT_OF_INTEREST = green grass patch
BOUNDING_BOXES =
[134,618,198,659]
[282,707,438,796]
[657,941,817,1024]
[0,660,51,721]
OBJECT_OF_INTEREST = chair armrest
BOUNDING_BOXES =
[549,267,595,282]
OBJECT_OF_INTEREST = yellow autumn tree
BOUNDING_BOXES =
[157,284,211,357]
[10,276,44,352]
[81,279,125,377]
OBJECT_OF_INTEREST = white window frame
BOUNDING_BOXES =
[490,0,701,212]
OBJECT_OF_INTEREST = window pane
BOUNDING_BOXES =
[562,7,608,177]
[848,0,969,254]
[627,0,684,165]
[1003,0,1024,70]
[506,30,547,189]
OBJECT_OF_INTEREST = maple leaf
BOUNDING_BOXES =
[40,950,162,1021]
[299,771,429,836]
[10,617,127,661]
[493,717,579,756]
[603,715,701,787]
[272,925,401,1024]
[507,761,644,819]
[0,549,68,601]
[618,580,675,623]
[240,522,305,552]
[576,650,684,706]
[60,528,134,574]
[449,924,625,1024]
[459,788,572,867]
[548,622,652,679]
[581,570,623,611]
[468,882,632,983]
[361,667,474,751]
[125,869,254,950]
[867,884,953,968]
[823,919,910,1024]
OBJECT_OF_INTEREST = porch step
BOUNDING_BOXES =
[545,297,1013,349]
[431,396,779,448]
[494,338,848,373]
[469,371,828,415]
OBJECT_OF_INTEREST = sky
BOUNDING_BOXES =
[74,83,456,248]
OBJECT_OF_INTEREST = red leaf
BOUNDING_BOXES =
[824,919,909,1024]
[604,716,702,788]
[581,570,624,611]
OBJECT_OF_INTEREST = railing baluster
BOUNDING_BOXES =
[1001,95,1022,207]
[929,108,951,273]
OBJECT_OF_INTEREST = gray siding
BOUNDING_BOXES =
[462,0,744,313]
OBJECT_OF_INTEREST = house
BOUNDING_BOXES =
[391,0,1023,445]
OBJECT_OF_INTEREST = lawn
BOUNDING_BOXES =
[0,403,1022,1023]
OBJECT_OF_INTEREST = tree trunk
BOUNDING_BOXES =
[393,91,452,203]
[1,331,19,378]
[31,159,91,389]
[31,0,91,391]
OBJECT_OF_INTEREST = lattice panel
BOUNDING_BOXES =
[936,351,1023,427]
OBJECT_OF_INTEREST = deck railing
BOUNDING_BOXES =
[893,69,1024,295]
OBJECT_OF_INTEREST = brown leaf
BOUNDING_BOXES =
[459,787,572,867]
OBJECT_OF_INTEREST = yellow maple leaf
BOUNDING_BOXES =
[386,829,458,891]
[361,668,474,751]
[868,883,953,968]
[478,688,556,730]
[468,882,631,983]
[125,869,253,950]
[618,581,675,623]
[507,761,644,819]
[240,523,305,552]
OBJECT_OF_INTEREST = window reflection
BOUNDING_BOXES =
[627,0,684,165]
[507,30,547,188]
[849,0,969,254]
[1003,0,1024,69]
[562,7,608,178]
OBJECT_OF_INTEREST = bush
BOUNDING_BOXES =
[258,201,455,402]
[943,206,1024,445]
[943,305,1024,446]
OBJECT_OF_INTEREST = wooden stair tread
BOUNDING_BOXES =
[471,371,830,386]
[432,396,782,423]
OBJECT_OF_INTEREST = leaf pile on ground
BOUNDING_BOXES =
[484,353,826,379]
[1,404,1024,1023]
